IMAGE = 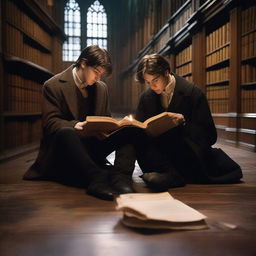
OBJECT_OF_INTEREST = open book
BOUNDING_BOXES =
[116,192,207,230]
[84,112,184,137]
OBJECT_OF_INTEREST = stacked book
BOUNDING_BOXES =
[116,192,207,230]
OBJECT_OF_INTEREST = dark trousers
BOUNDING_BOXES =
[134,127,204,183]
[47,126,143,186]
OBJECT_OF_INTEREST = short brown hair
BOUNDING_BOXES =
[135,54,170,84]
[75,45,112,76]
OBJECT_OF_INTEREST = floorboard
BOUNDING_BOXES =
[0,141,256,256]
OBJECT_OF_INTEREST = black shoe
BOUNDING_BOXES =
[86,181,116,200]
[141,171,185,192]
[111,174,135,194]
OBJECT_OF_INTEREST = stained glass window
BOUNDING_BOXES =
[87,1,107,49]
[63,0,81,61]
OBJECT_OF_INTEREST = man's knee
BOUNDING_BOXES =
[55,127,77,141]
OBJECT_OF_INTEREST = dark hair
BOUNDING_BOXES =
[75,45,112,76]
[135,54,170,84]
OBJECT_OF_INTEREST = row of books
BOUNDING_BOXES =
[5,0,52,50]
[206,87,256,114]
[5,86,42,113]
[5,23,52,70]
[241,31,256,60]
[6,73,42,91]
[5,74,42,113]
[207,99,228,114]
[206,86,229,113]
[241,5,256,35]
[241,64,256,84]
[1,0,57,152]
[175,62,192,77]
[4,119,42,149]
[159,0,172,30]
[170,4,193,35]
[175,45,192,67]
[206,85,229,100]
[206,67,229,84]
[206,23,230,54]
[241,89,256,113]
[206,45,229,67]
[154,27,170,53]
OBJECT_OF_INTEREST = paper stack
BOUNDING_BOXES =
[116,192,207,230]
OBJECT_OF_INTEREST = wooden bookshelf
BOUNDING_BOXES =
[0,0,64,157]
[169,0,192,36]
[206,85,229,113]
[175,44,193,82]
[205,19,231,142]
[239,4,256,151]
[115,0,256,151]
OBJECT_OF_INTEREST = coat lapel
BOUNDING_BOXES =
[58,66,106,118]
[167,74,185,112]
[58,65,79,120]
[94,82,101,115]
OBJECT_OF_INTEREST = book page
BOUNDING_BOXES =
[118,117,146,129]
[143,112,184,137]
[116,192,207,223]
[85,116,120,132]
[86,116,118,123]
[142,112,169,126]
[122,215,207,230]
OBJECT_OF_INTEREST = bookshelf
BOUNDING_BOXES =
[205,20,231,137]
[116,0,256,151]
[175,43,193,83]
[239,4,256,150]
[205,22,230,115]
[170,0,193,36]
[0,0,64,158]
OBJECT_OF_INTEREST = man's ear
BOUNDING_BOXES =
[81,59,87,69]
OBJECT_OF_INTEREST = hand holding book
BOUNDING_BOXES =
[74,120,109,139]
[82,112,185,137]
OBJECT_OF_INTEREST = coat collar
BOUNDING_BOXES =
[57,65,104,119]
[167,73,193,112]
[57,65,79,119]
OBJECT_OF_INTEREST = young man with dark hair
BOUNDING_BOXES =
[127,53,242,191]
[23,45,134,200]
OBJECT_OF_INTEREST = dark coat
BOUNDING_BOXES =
[136,73,242,183]
[23,65,111,180]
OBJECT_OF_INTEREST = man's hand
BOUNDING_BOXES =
[74,121,87,130]
[74,121,109,140]
[167,112,185,125]
[174,113,185,124]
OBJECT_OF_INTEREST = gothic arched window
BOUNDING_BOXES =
[63,0,81,61]
[87,1,107,49]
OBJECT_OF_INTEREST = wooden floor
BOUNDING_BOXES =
[0,141,256,256]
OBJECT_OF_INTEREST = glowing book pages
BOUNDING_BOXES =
[84,112,185,137]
